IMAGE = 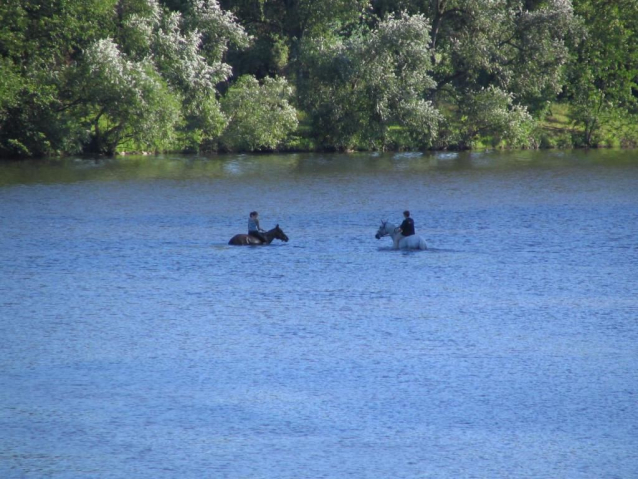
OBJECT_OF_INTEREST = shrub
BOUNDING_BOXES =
[220,75,298,151]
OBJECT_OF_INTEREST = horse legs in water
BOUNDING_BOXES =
[376,221,427,250]
[228,224,289,246]
[397,234,427,250]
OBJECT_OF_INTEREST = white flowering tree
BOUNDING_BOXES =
[220,75,298,151]
[77,0,248,154]
[457,86,534,148]
[78,38,181,155]
[298,13,442,150]
[425,0,576,148]
[368,0,576,147]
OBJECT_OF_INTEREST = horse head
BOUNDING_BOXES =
[375,220,389,239]
[273,224,289,242]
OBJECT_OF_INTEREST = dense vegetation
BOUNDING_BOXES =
[1,0,637,158]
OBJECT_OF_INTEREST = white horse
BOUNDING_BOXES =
[375,220,427,250]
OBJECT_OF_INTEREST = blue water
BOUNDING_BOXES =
[1,150,637,478]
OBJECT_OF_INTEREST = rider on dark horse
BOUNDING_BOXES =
[248,211,267,243]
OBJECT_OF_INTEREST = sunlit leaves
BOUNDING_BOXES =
[2,0,634,155]
[188,0,250,62]
[458,86,533,147]
[75,0,249,153]
[81,38,182,154]
[0,0,117,157]
[299,13,440,149]
[220,75,298,151]
[567,0,638,145]
[430,0,575,104]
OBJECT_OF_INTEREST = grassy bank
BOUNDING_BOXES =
[279,103,638,154]
[537,104,638,149]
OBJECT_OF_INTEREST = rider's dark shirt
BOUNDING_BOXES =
[400,217,415,236]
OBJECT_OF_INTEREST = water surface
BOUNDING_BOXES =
[1,150,637,478]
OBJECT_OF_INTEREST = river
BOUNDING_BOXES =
[1,150,637,478]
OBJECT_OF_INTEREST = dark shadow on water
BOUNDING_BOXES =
[215,243,289,249]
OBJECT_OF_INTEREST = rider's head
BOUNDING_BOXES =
[403,210,410,218]
[250,211,258,218]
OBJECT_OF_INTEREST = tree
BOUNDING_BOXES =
[567,0,638,146]
[456,86,533,148]
[219,0,369,79]
[73,0,249,153]
[0,0,117,157]
[369,0,576,146]
[220,75,298,151]
[298,12,441,150]
[0,0,249,157]
[75,38,182,155]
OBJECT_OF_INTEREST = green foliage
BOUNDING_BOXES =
[567,0,638,146]
[219,0,368,78]
[371,1,575,105]
[0,0,246,157]
[361,0,577,148]
[427,0,575,135]
[0,58,21,122]
[220,75,298,151]
[298,13,441,150]
[1,0,637,157]
[77,38,183,154]
[457,86,534,148]
[97,0,249,152]
[0,0,117,157]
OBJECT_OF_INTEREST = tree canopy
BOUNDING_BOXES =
[1,0,636,157]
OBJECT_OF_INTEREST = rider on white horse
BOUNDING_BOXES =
[375,215,427,250]
[397,210,415,240]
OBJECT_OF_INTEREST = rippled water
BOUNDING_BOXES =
[1,150,637,478]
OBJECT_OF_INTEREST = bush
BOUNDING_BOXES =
[220,75,298,151]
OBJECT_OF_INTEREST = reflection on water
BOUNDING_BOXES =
[1,149,637,186]
[1,150,637,479]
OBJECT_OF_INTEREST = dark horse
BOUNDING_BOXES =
[228,225,289,246]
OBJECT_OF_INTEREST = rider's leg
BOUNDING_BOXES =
[249,231,267,243]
